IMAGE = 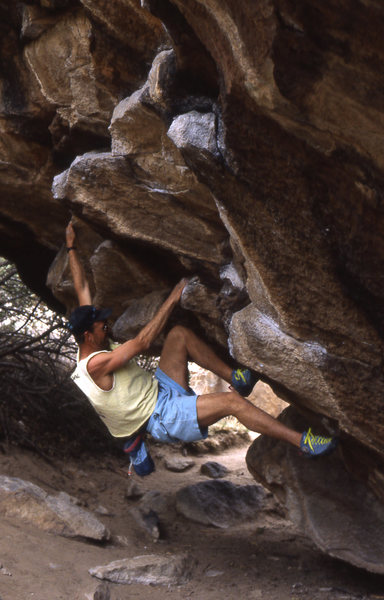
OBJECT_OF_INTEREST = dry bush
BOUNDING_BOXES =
[0,259,114,457]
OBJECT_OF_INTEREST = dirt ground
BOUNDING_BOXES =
[1,438,384,600]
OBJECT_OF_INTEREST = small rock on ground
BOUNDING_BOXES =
[89,553,194,586]
[200,461,229,478]
[164,457,195,472]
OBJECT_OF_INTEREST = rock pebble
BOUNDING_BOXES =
[95,505,113,516]
[164,457,195,472]
[0,475,109,541]
[0,564,12,576]
[205,568,224,577]
[176,480,266,528]
[200,461,229,479]
[89,553,194,586]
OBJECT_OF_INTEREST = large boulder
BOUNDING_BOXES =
[0,0,384,570]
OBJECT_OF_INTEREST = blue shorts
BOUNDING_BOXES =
[146,367,208,443]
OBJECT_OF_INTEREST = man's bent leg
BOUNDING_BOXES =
[159,326,232,390]
[196,390,302,448]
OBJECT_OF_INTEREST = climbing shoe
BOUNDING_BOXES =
[300,427,338,457]
[231,368,259,396]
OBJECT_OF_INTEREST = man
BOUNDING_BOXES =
[66,221,337,473]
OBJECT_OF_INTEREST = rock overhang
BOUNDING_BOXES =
[1,0,384,572]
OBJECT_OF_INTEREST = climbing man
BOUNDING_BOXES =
[65,221,337,474]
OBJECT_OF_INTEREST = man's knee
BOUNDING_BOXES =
[228,391,249,414]
[166,325,190,343]
[214,391,244,413]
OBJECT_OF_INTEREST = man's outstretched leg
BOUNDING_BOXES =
[157,326,337,457]
[196,391,337,457]
[197,390,301,447]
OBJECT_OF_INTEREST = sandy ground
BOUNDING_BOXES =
[1,439,384,600]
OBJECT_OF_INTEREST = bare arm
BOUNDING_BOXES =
[66,221,92,306]
[88,279,187,377]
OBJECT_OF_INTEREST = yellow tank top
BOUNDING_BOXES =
[71,349,158,438]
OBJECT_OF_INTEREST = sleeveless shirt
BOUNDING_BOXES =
[71,348,158,438]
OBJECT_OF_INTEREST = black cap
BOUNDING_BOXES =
[68,305,112,336]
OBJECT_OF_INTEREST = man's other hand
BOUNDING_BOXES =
[66,221,76,247]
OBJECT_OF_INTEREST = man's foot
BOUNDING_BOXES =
[300,427,338,457]
[231,368,259,396]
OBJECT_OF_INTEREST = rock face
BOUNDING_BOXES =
[1,0,384,570]
[246,408,384,574]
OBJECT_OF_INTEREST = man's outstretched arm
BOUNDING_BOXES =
[87,279,188,378]
[66,221,92,306]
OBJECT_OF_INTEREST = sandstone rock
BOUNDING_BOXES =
[0,121,66,251]
[24,12,112,135]
[176,480,266,528]
[249,381,288,419]
[200,461,229,479]
[164,457,195,472]
[21,5,57,41]
[180,276,221,320]
[89,553,194,586]
[167,110,220,158]
[186,430,251,455]
[0,476,109,541]
[80,0,166,59]
[109,80,221,218]
[246,408,384,574]
[147,50,177,109]
[112,290,169,342]
[53,150,226,266]
[188,364,228,396]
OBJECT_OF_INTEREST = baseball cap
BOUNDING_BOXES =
[68,305,112,336]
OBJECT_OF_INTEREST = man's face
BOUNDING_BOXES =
[89,320,110,350]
